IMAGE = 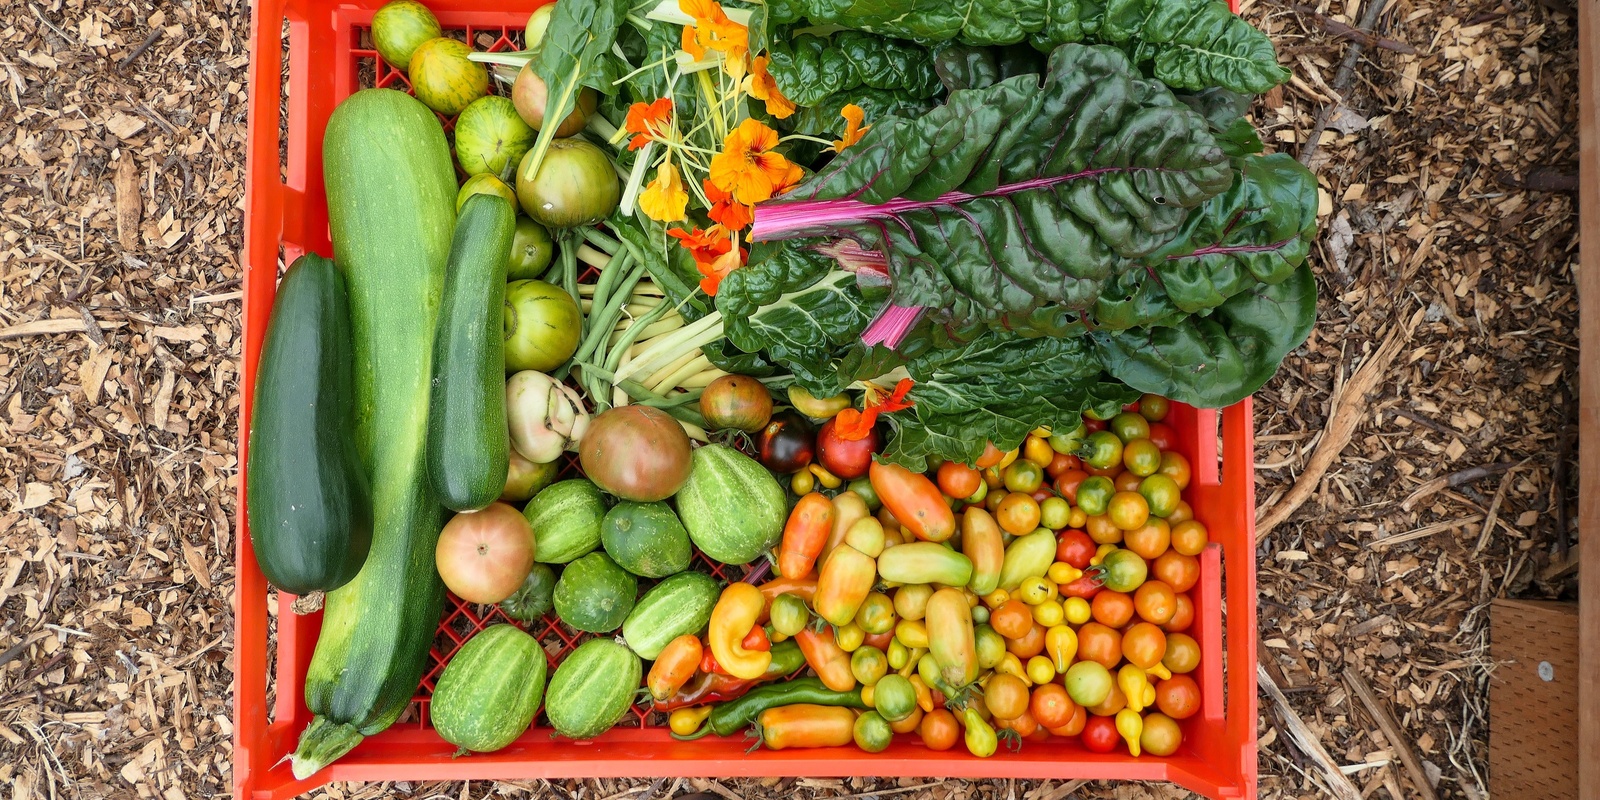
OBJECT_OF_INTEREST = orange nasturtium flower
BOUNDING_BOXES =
[639,162,689,223]
[834,378,915,440]
[668,225,744,295]
[624,98,674,151]
[682,0,748,59]
[746,55,796,120]
[709,118,804,205]
[832,103,870,152]
[681,24,706,60]
[703,179,754,231]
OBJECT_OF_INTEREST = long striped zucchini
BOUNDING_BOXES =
[290,88,457,779]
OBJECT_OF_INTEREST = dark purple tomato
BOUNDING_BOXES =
[757,410,814,474]
[817,417,879,480]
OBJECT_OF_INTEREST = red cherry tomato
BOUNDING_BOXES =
[1082,714,1120,753]
[1146,422,1177,452]
[1055,529,1097,568]
[1082,417,1106,434]
[1053,469,1089,503]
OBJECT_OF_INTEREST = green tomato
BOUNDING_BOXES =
[506,216,554,280]
[855,592,896,635]
[1081,431,1124,471]
[1003,460,1044,493]
[769,592,810,637]
[974,623,1006,669]
[854,710,895,753]
[1076,476,1116,517]
[873,674,917,722]
[1039,496,1070,530]
[1139,474,1182,519]
[1101,549,1149,593]
[848,477,881,511]
[851,646,889,687]
[1048,423,1086,454]
[1065,661,1113,707]
[1110,411,1151,444]
[503,279,580,372]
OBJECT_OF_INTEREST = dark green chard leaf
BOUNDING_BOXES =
[715,243,896,394]
[779,87,939,166]
[1094,262,1317,408]
[767,31,942,107]
[930,43,1047,91]
[755,44,1233,334]
[764,0,1288,94]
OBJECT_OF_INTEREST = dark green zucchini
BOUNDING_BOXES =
[427,193,516,511]
[246,253,371,594]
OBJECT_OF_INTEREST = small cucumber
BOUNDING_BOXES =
[426,193,516,511]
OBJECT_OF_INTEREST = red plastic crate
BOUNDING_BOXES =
[236,1,1259,798]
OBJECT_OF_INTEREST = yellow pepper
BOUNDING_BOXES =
[709,582,771,679]
[835,621,866,652]
[1045,625,1078,673]
[1147,663,1172,681]
[1026,655,1055,684]
[1063,596,1092,625]
[809,462,843,489]
[1090,543,1119,566]
[908,674,936,712]
[895,619,930,649]
[996,652,1032,686]
[1116,709,1143,756]
[1047,563,1083,585]
[669,706,712,736]
[1118,665,1150,714]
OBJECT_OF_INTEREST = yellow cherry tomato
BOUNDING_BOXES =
[1116,708,1144,756]
[1045,625,1078,672]
[1023,436,1054,468]
[1032,599,1065,628]
[997,448,1020,470]
[809,463,843,489]
[1064,596,1092,625]
[1068,508,1088,529]
[895,619,930,650]
[836,621,866,652]
[996,652,1032,686]
[791,470,815,495]
[983,589,1010,609]
[1090,543,1118,566]
[1017,576,1052,605]
[1048,562,1084,585]
[669,706,712,736]
[1026,655,1056,684]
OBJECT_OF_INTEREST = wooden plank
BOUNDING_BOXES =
[1490,600,1577,799]
[1581,2,1600,799]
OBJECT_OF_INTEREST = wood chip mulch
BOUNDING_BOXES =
[0,0,1579,799]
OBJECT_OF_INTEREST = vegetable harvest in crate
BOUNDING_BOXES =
[242,0,1311,779]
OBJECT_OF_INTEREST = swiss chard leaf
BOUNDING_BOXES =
[779,87,941,171]
[767,31,943,107]
[764,0,1289,94]
[715,243,901,394]
[930,43,1047,91]
[755,44,1233,334]
[1094,261,1317,408]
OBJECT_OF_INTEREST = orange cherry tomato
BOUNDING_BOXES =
[1006,622,1046,659]
[1123,518,1171,560]
[975,442,1006,469]
[1141,712,1183,756]
[1170,520,1209,556]
[1121,622,1167,669]
[984,673,1030,720]
[1162,633,1201,673]
[999,708,1039,737]
[1076,622,1122,669]
[1133,580,1177,625]
[1156,674,1201,720]
[1122,439,1162,477]
[891,704,924,734]
[1146,422,1177,452]
[1112,471,1143,492]
[1086,461,1125,479]
[1158,451,1191,489]
[1030,683,1075,729]
[1086,682,1126,717]
[990,600,1034,640]
[1153,551,1199,593]
[1107,491,1150,531]
[919,708,960,750]
[1167,501,1194,525]
[1163,594,1195,633]
[1085,514,1123,545]
[870,461,955,543]
[1045,452,1080,479]
[937,461,983,500]
[1046,701,1087,737]
[1091,590,1134,628]
[996,493,1042,535]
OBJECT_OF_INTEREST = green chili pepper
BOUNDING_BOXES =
[703,677,866,738]
[766,640,806,677]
